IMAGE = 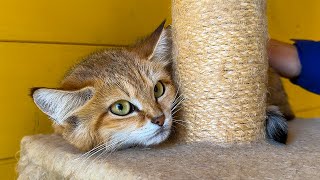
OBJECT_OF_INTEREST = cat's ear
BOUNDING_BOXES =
[31,87,94,124]
[133,20,172,61]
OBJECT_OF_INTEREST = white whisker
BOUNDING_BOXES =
[172,106,184,115]
[172,120,187,128]
[172,119,184,122]
[77,143,106,159]
[82,136,129,172]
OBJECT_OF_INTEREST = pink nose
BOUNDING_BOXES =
[151,115,165,126]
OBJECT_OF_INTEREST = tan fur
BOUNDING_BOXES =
[267,68,295,120]
[32,22,176,152]
[63,44,175,150]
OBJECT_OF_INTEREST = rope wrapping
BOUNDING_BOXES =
[172,0,268,143]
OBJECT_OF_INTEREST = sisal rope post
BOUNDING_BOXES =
[172,0,268,143]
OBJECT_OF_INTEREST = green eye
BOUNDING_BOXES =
[110,100,134,116]
[154,81,165,98]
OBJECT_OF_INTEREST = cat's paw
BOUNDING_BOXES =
[266,105,288,144]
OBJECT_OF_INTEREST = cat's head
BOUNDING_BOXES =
[31,21,177,151]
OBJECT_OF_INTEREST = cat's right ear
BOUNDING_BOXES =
[132,20,172,61]
[31,87,95,124]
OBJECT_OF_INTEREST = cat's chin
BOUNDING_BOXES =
[112,128,171,151]
[143,127,171,146]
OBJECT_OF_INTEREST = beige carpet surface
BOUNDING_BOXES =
[18,119,320,180]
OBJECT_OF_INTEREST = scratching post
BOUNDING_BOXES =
[172,0,268,143]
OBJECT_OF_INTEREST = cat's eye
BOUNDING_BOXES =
[154,81,165,98]
[110,100,134,116]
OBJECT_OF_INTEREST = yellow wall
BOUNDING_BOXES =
[0,0,319,178]
[268,1,320,118]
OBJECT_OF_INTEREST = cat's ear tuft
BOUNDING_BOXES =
[133,20,172,61]
[32,87,95,124]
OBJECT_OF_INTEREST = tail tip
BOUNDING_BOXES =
[266,106,288,144]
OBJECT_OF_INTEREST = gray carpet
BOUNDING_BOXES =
[18,119,320,179]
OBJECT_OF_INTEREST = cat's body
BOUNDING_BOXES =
[32,21,288,152]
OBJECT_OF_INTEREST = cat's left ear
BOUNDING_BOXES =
[31,87,95,124]
[133,20,172,61]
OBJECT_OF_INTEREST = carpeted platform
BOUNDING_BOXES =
[18,119,320,179]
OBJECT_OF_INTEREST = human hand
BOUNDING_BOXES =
[267,39,301,79]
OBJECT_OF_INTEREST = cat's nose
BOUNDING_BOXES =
[151,114,165,126]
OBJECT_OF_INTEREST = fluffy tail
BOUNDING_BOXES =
[266,106,288,144]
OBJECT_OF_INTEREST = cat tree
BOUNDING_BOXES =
[18,0,320,179]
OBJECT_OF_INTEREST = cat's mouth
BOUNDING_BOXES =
[145,125,171,145]
[154,126,170,136]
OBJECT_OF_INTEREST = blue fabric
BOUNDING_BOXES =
[291,40,320,94]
